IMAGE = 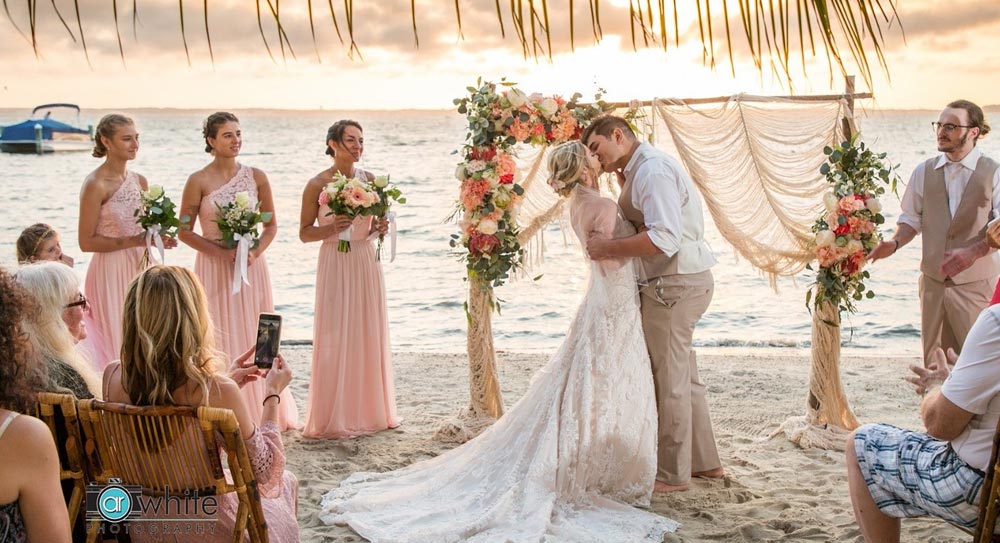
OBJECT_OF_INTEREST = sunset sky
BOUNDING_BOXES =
[1,0,998,111]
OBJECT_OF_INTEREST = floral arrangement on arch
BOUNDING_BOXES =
[449,79,612,311]
[807,135,899,317]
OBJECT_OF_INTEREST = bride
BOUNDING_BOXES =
[318,140,677,542]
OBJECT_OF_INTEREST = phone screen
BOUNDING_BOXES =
[253,313,282,369]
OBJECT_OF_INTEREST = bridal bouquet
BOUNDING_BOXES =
[319,172,379,252]
[215,191,273,294]
[134,184,180,265]
[368,174,406,261]
[808,136,898,316]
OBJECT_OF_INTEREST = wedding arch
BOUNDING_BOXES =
[440,77,880,449]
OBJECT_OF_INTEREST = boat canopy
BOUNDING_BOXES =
[31,103,81,115]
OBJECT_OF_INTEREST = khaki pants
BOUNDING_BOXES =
[919,274,993,366]
[640,269,720,485]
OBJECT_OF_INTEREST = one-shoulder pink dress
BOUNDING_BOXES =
[81,171,146,371]
[303,167,398,438]
[194,164,299,431]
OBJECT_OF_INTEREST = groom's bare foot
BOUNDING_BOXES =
[692,467,725,479]
[654,480,689,493]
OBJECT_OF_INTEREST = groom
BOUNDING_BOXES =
[583,116,722,492]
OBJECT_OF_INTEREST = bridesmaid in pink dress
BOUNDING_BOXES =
[78,114,176,371]
[178,112,299,431]
[299,120,398,438]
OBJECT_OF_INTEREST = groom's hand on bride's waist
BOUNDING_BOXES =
[587,233,613,260]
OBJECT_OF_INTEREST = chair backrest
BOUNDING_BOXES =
[77,399,268,543]
[35,391,87,527]
[974,414,1000,542]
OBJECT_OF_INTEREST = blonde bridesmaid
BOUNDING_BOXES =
[178,111,299,431]
[78,114,176,370]
[300,120,398,438]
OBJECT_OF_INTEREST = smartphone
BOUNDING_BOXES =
[253,313,282,369]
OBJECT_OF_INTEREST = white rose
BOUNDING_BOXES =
[374,175,389,189]
[455,164,467,181]
[507,89,527,108]
[815,230,835,248]
[847,239,864,255]
[538,98,558,115]
[467,160,486,173]
[234,191,250,209]
[823,192,839,214]
[477,219,499,235]
[145,184,164,200]
[866,198,882,214]
[483,169,500,188]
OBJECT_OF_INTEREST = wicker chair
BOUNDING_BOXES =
[77,400,269,543]
[971,414,1000,542]
[35,392,88,527]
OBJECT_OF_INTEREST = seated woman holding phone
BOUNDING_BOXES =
[102,265,299,543]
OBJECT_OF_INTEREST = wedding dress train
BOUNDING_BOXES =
[318,185,676,542]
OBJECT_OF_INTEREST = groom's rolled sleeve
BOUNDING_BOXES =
[633,163,684,257]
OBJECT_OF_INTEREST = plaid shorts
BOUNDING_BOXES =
[853,423,985,529]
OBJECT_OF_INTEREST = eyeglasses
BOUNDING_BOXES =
[66,294,89,310]
[932,122,974,133]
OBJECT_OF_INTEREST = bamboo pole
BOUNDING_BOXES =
[775,75,862,449]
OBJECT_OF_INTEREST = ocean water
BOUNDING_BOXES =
[1,107,998,355]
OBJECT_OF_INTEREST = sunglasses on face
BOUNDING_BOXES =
[66,294,89,310]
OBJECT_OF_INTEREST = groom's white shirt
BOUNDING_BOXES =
[623,142,716,274]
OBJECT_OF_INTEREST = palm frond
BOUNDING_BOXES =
[204,0,215,65]
[112,0,125,67]
[7,0,902,89]
[179,0,191,66]
[49,0,77,43]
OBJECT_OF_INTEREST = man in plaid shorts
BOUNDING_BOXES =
[847,304,1000,541]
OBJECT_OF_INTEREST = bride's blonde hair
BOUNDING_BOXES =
[546,141,590,197]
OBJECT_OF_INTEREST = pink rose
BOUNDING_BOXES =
[318,191,331,206]
[469,233,500,256]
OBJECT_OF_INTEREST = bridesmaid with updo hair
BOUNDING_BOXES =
[299,119,398,438]
[78,113,176,371]
[178,111,299,431]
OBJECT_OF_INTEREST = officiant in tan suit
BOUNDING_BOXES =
[869,100,1000,366]
[584,116,722,492]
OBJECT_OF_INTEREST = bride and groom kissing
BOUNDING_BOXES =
[318,115,722,542]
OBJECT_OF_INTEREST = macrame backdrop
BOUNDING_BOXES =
[450,94,861,448]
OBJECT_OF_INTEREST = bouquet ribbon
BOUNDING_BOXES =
[338,224,354,244]
[387,212,398,263]
[145,224,165,264]
[231,232,253,295]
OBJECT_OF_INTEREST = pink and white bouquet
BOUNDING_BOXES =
[808,136,898,316]
[319,172,379,252]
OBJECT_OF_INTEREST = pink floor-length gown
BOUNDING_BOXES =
[81,171,146,371]
[194,164,299,430]
[303,172,398,438]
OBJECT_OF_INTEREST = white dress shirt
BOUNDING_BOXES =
[897,147,1000,233]
[623,142,716,273]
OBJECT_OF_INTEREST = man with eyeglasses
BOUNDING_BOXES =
[869,100,998,368]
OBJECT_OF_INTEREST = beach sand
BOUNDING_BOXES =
[279,346,968,542]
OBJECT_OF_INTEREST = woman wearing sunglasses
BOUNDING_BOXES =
[14,262,101,399]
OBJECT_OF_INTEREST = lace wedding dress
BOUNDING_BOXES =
[318,185,677,542]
